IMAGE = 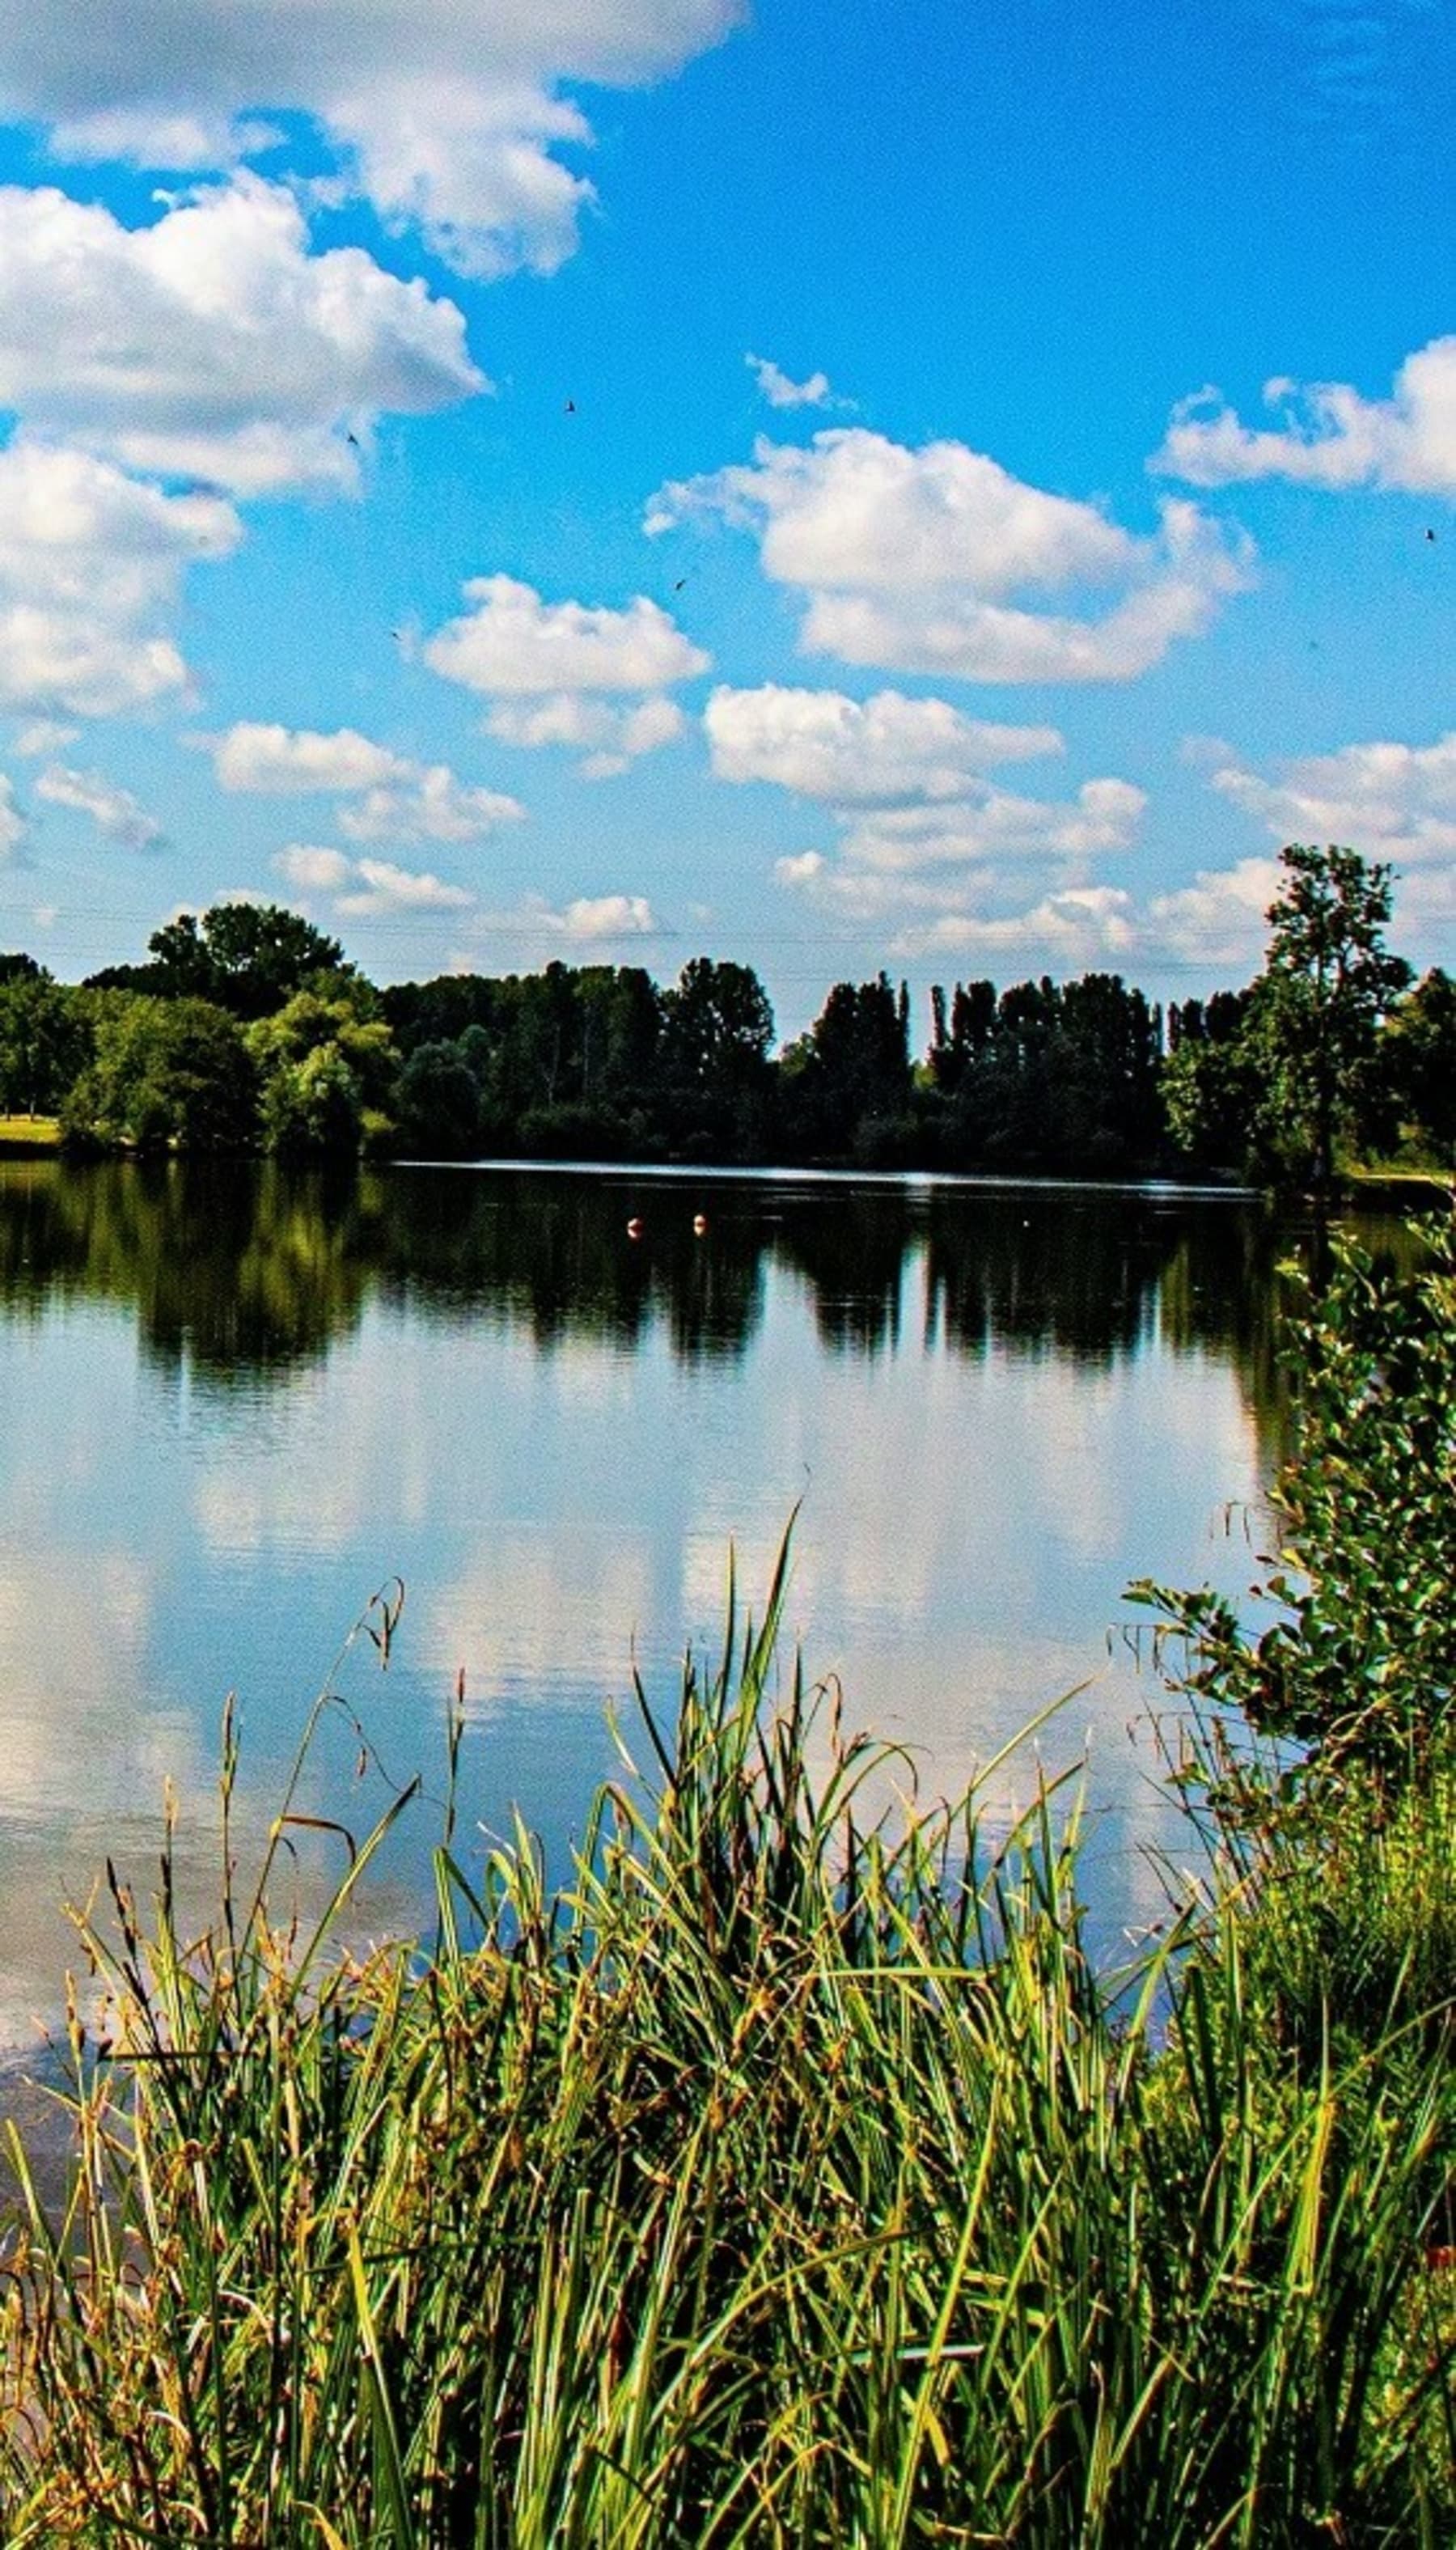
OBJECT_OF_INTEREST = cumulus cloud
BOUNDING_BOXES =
[648,428,1250,682]
[426,575,705,773]
[705,684,1063,802]
[0,773,30,865]
[11,719,78,759]
[1144,858,1283,969]
[273,843,474,915]
[209,723,410,794]
[339,767,526,844]
[1207,732,1456,866]
[709,675,1145,947]
[890,887,1139,963]
[746,353,833,410]
[1156,339,1456,498]
[0,442,239,716]
[0,0,739,280]
[34,762,164,849]
[462,890,659,948]
[205,722,525,839]
[0,177,485,497]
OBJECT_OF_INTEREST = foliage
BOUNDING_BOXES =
[1164,846,1412,1186]
[1133,1223,1456,1785]
[149,901,350,1019]
[60,996,258,1154]
[248,988,400,1157]
[1382,967,1456,1165]
[0,970,89,1117]
[2,1514,1454,2542]
[925,972,1164,1173]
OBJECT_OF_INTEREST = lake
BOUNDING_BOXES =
[0,1155,1341,2058]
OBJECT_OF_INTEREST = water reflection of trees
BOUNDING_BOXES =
[0,1160,1326,1438]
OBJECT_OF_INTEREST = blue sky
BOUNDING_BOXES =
[0,0,1450,1035]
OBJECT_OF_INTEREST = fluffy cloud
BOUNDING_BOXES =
[1144,858,1283,968]
[209,722,409,793]
[11,719,78,759]
[466,891,659,945]
[339,768,526,844]
[205,722,525,839]
[1156,339,1456,498]
[426,576,705,773]
[273,844,474,915]
[890,887,1138,963]
[0,442,239,715]
[0,773,29,865]
[34,762,164,849]
[0,178,485,497]
[746,353,833,410]
[710,675,1145,947]
[1207,732,1456,866]
[427,576,707,696]
[0,0,739,279]
[705,684,1063,801]
[648,429,1250,682]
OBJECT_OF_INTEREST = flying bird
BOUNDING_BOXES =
[564,399,577,414]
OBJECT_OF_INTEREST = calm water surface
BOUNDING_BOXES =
[0,1156,1338,2052]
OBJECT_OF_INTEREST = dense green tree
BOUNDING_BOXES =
[661,959,775,1154]
[0,971,89,1116]
[248,988,399,1156]
[1382,968,1456,1164]
[1255,843,1412,1186]
[61,997,258,1153]
[149,903,350,1020]
[782,972,914,1159]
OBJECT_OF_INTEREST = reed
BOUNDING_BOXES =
[0,1530,1451,2547]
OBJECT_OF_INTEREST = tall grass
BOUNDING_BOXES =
[0,1540,1452,2545]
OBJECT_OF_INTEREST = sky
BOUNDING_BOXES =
[0,0,1450,1037]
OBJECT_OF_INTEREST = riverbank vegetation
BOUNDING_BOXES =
[2,845,1452,1185]
[1,1228,1453,2543]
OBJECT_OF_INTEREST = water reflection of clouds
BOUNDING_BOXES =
[0,1166,1287,2050]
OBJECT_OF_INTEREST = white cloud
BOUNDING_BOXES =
[427,575,708,696]
[209,722,411,794]
[705,684,1063,802]
[1208,732,1456,867]
[35,762,164,849]
[463,889,659,947]
[746,353,833,410]
[206,723,526,838]
[273,844,352,894]
[555,892,657,939]
[0,177,485,497]
[648,429,1250,682]
[0,442,239,716]
[1145,858,1282,968]
[1156,338,1456,498]
[428,576,704,773]
[0,0,739,281]
[339,767,526,844]
[11,718,78,758]
[890,887,1139,964]
[273,843,474,915]
[0,773,29,866]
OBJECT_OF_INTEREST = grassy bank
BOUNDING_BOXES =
[1,1244,1454,2544]
[0,1114,59,1153]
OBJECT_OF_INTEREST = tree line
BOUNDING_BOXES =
[1,845,1451,1185]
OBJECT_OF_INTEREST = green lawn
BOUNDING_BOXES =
[0,1114,59,1149]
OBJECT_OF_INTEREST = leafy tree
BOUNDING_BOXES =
[61,998,259,1153]
[0,971,89,1116]
[148,903,350,1019]
[1254,843,1412,1186]
[1133,1226,1456,1785]
[1382,967,1456,1164]
[248,988,399,1156]
[783,973,913,1159]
